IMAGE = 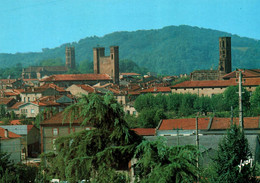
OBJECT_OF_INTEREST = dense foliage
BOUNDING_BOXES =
[131,85,259,128]
[1,25,260,76]
[40,93,142,182]
[210,125,258,182]
[0,152,38,183]
[133,138,199,183]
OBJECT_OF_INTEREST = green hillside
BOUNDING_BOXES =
[1,25,260,75]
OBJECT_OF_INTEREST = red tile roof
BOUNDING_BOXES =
[39,83,66,92]
[210,117,260,130]
[27,125,34,133]
[4,91,19,96]
[158,117,260,131]
[31,100,60,107]
[141,87,171,93]
[23,79,39,81]
[0,127,21,140]
[171,78,260,88]
[41,74,112,82]
[10,120,22,125]
[40,112,83,125]
[222,69,260,79]
[11,102,25,109]
[0,97,14,105]
[131,128,155,136]
[76,84,95,93]
[158,118,210,130]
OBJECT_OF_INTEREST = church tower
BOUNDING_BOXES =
[65,47,75,70]
[218,37,231,75]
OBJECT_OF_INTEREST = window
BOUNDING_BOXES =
[31,109,35,114]
[28,97,30,102]
[53,128,58,136]
[111,54,114,59]
[24,97,26,102]
[127,110,130,115]
[21,109,27,113]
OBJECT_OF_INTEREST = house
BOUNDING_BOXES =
[171,77,260,97]
[0,79,23,89]
[1,89,23,101]
[66,84,96,97]
[0,127,22,163]
[40,73,113,88]
[0,97,16,108]
[40,112,92,153]
[154,117,260,165]
[0,125,40,159]
[20,87,60,103]
[10,101,60,118]
[22,78,40,87]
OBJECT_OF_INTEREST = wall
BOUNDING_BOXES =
[171,86,257,97]
[42,125,86,153]
[1,138,21,163]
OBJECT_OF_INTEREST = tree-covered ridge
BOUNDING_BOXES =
[1,25,260,75]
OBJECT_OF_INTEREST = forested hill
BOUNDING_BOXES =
[1,25,260,75]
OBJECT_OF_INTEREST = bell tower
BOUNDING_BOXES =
[218,37,231,75]
[66,47,75,70]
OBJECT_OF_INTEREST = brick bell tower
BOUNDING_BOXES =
[65,47,75,70]
[218,37,231,75]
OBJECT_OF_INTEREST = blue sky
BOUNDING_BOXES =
[1,0,259,53]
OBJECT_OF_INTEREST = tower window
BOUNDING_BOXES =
[111,54,114,59]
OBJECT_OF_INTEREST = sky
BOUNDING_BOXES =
[1,0,260,54]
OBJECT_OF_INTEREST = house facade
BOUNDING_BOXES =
[40,112,92,153]
[171,78,260,97]
[0,125,40,159]
[0,127,22,163]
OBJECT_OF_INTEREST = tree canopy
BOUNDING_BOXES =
[133,138,199,183]
[211,125,257,183]
[41,93,142,182]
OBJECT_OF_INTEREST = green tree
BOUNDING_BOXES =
[178,93,198,116]
[211,93,225,113]
[134,94,155,112]
[212,125,258,183]
[194,95,212,115]
[41,93,142,182]
[166,93,182,113]
[223,85,250,113]
[133,138,199,183]
[250,85,260,115]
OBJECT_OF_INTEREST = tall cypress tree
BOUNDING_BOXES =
[213,125,258,183]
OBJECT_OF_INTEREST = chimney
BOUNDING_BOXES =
[4,129,8,138]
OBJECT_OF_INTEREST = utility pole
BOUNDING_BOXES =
[237,70,244,130]
[196,117,199,182]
